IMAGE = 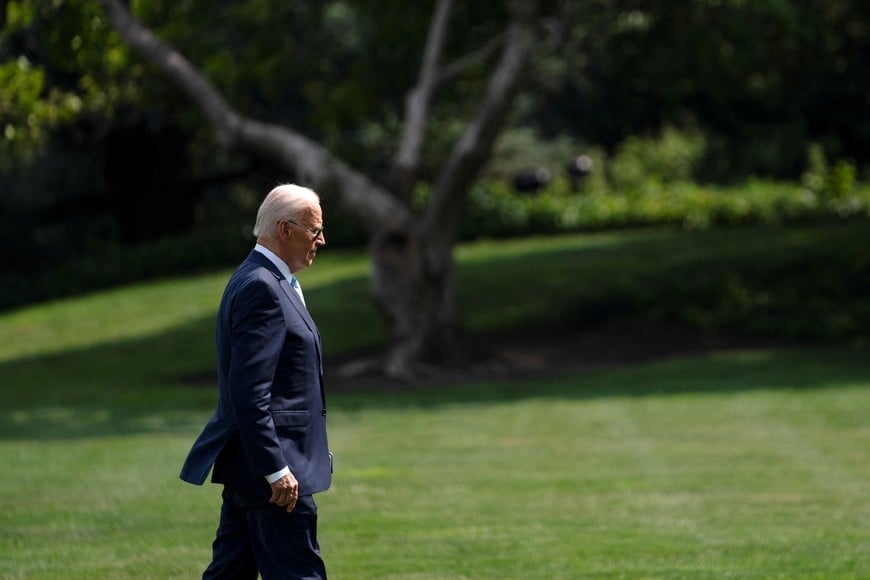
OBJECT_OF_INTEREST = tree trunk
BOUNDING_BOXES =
[369,222,461,378]
[374,1,536,377]
[99,0,536,379]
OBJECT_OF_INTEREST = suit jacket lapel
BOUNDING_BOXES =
[279,278,324,372]
[247,250,324,374]
[279,278,318,333]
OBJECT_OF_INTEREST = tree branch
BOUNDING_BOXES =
[98,0,241,145]
[98,0,410,233]
[391,0,455,201]
[436,32,506,88]
[423,10,535,249]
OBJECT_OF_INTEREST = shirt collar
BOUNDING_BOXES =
[254,243,294,282]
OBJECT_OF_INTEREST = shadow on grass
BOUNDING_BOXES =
[2,223,868,441]
[0,317,867,442]
[347,345,870,411]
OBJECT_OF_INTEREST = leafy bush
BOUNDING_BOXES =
[451,130,868,240]
[801,143,857,201]
[607,126,707,191]
[484,127,581,180]
[455,177,870,240]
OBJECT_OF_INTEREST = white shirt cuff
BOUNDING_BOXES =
[265,466,290,484]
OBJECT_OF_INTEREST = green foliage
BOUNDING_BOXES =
[828,161,858,199]
[608,126,707,191]
[4,0,870,182]
[0,55,81,157]
[801,143,829,193]
[448,128,868,239]
[0,0,143,158]
[484,127,581,180]
[454,176,870,242]
[534,0,870,179]
[801,143,857,201]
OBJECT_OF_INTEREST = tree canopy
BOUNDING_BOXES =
[3,0,868,180]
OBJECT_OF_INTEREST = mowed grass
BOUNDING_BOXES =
[1,225,868,578]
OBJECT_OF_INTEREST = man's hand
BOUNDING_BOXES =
[269,472,299,512]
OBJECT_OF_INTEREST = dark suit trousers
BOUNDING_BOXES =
[203,488,327,580]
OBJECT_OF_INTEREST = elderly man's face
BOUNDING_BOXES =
[279,204,325,273]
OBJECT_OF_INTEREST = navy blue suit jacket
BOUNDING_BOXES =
[180,250,331,497]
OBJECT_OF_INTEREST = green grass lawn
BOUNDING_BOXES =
[1,225,868,578]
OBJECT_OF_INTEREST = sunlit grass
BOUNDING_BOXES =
[1,349,867,578]
[0,275,226,364]
[0,248,371,364]
[321,362,869,578]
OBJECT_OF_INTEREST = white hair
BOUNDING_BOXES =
[252,184,320,239]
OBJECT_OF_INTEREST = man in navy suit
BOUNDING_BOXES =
[180,184,332,579]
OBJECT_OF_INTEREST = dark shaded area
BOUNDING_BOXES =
[530,1,870,181]
[512,168,552,193]
[0,315,865,442]
[101,118,197,243]
[325,321,799,393]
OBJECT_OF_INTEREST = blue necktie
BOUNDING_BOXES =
[290,276,306,306]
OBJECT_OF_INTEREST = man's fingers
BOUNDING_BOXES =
[269,473,299,506]
[270,489,297,508]
[286,492,297,512]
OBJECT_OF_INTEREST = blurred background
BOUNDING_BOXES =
[2,0,868,307]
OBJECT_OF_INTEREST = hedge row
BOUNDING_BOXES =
[454,177,870,240]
